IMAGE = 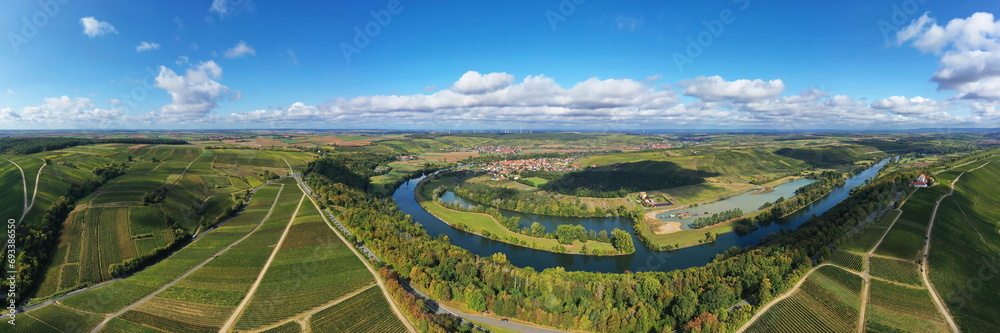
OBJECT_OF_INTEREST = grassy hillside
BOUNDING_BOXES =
[774,145,882,167]
[928,158,1000,332]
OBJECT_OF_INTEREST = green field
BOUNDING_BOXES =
[746,266,862,333]
[866,279,948,332]
[232,194,376,330]
[522,177,549,187]
[52,184,282,315]
[308,287,407,333]
[115,184,295,332]
[0,159,26,220]
[873,223,925,261]
[870,256,922,286]
[418,177,619,255]
[827,250,865,272]
[928,158,1000,332]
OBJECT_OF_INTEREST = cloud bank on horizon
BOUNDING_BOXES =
[0,1,998,130]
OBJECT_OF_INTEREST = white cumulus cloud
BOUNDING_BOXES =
[897,12,1000,100]
[225,41,256,58]
[451,71,515,94]
[80,17,117,38]
[155,61,240,120]
[136,41,161,52]
[679,76,786,102]
[4,96,124,126]
[871,96,945,115]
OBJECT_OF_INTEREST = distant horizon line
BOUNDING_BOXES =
[1,127,998,134]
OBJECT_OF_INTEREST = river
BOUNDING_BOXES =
[391,158,889,273]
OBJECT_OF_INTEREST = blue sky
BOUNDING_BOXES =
[1,0,999,130]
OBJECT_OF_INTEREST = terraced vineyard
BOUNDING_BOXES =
[838,208,901,254]
[827,250,865,272]
[869,256,922,286]
[866,279,948,332]
[114,184,296,332]
[0,160,26,219]
[25,183,284,330]
[29,145,286,301]
[231,190,375,330]
[745,266,863,333]
[873,217,926,261]
[928,158,1000,332]
[308,287,408,333]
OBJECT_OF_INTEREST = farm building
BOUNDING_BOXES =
[910,174,933,188]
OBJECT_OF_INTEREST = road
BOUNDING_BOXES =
[22,158,46,221]
[920,161,990,333]
[294,176,418,333]
[740,191,913,333]
[88,183,287,332]
[220,193,306,332]
[735,263,851,333]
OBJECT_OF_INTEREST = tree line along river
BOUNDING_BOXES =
[391,158,890,273]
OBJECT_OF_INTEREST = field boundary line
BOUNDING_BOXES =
[221,193,307,332]
[858,197,908,332]
[736,262,842,332]
[88,183,287,333]
[24,313,63,332]
[921,161,990,333]
[953,203,995,254]
[22,157,47,220]
[20,179,283,313]
[245,283,377,333]
[741,192,914,333]
[295,177,418,333]
[4,158,28,220]
[280,157,294,174]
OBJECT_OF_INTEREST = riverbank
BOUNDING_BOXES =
[417,176,625,256]
[636,176,808,249]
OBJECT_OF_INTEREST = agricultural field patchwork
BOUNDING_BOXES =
[232,198,375,330]
[928,158,1000,332]
[827,250,865,272]
[57,184,282,314]
[870,256,923,286]
[308,287,407,333]
[745,266,863,333]
[114,184,297,332]
[866,279,948,332]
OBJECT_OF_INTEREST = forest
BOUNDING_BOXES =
[691,208,744,229]
[0,137,188,155]
[304,153,912,332]
[432,194,633,255]
[537,161,710,198]
[452,177,624,217]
